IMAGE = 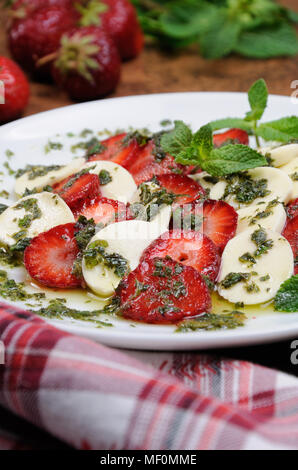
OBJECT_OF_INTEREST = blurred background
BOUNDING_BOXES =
[0,0,297,119]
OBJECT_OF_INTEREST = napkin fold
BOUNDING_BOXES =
[0,302,298,450]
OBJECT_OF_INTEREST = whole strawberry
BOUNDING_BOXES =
[76,0,144,60]
[8,4,78,79]
[0,56,30,124]
[51,26,121,101]
[10,0,75,17]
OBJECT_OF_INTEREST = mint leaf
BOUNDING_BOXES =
[246,78,268,121]
[274,275,298,312]
[209,118,252,133]
[235,23,298,58]
[199,13,241,59]
[161,3,218,39]
[160,120,192,156]
[193,124,213,161]
[256,116,298,142]
[161,121,199,166]
[203,144,268,177]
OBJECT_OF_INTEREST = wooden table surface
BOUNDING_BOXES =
[0,2,298,376]
[1,0,298,117]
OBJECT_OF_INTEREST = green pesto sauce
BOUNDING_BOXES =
[176,311,247,332]
[15,164,62,181]
[222,172,270,204]
[31,299,113,327]
[98,170,112,186]
[84,240,129,278]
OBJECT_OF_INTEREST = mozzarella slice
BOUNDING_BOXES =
[218,228,294,305]
[0,192,74,246]
[236,201,287,234]
[84,161,137,203]
[279,157,298,199]
[260,143,298,167]
[210,167,293,209]
[209,181,228,202]
[190,171,217,192]
[82,219,168,297]
[14,158,85,197]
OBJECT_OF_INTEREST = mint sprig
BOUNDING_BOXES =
[132,0,298,60]
[274,275,298,313]
[209,78,298,145]
[161,121,267,177]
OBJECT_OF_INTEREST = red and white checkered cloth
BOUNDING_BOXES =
[1,302,298,450]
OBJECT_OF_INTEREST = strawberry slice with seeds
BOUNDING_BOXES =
[53,172,101,211]
[173,199,238,253]
[141,229,220,281]
[213,128,249,148]
[88,133,139,168]
[74,196,127,226]
[156,174,205,205]
[287,198,298,219]
[282,215,298,274]
[127,139,185,185]
[116,256,211,324]
[24,223,81,289]
[202,200,238,253]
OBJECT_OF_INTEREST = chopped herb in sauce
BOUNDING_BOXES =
[15,164,62,180]
[45,141,63,153]
[0,190,9,199]
[239,252,256,266]
[31,298,112,327]
[176,311,247,332]
[251,227,273,257]
[221,272,251,289]
[60,167,93,192]
[15,198,42,231]
[5,149,14,158]
[131,177,179,221]
[0,203,8,214]
[84,240,129,278]
[122,130,151,148]
[74,216,96,250]
[222,172,270,204]
[98,169,112,186]
[248,199,279,225]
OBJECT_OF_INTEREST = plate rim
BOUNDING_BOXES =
[0,90,297,350]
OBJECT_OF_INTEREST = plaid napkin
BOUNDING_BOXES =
[1,303,298,450]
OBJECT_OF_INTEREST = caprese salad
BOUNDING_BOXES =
[0,125,296,327]
[0,81,297,329]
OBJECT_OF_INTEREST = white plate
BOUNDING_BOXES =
[0,92,297,350]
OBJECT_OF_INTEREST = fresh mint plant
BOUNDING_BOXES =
[209,79,298,145]
[132,0,298,59]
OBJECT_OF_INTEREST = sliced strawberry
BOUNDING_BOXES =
[74,196,127,226]
[127,139,185,185]
[156,174,205,206]
[287,198,298,219]
[282,215,298,274]
[24,223,81,289]
[53,172,101,211]
[203,200,238,252]
[173,199,237,253]
[116,257,211,324]
[213,128,249,148]
[141,229,220,281]
[88,133,139,168]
